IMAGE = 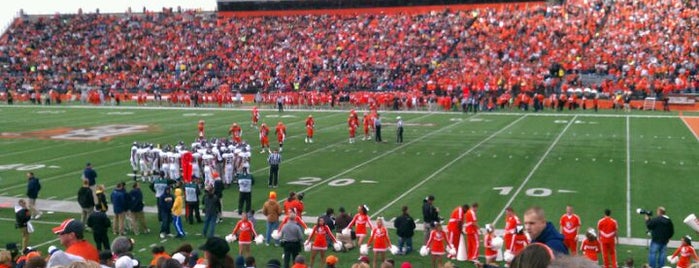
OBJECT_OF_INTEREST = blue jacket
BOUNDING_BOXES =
[532,221,569,255]
[26,177,41,199]
[83,168,97,186]
[158,190,174,214]
[129,188,145,212]
[110,188,129,214]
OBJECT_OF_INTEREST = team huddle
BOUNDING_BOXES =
[129,138,253,188]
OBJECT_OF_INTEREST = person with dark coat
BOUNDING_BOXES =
[422,195,439,243]
[129,182,149,235]
[110,182,129,236]
[202,186,220,238]
[77,179,95,224]
[15,199,31,249]
[25,172,42,219]
[524,206,569,255]
[83,163,98,202]
[158,187,174,238]
[334,207,353,250]
[87,208,111,251]
[646,206,674,268]
[394,206,416,255]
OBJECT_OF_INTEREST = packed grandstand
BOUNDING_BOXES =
[0,0,697,110]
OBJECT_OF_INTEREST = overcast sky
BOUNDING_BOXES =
[1,0,216,35]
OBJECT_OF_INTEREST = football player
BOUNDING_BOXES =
[275,121,286,152]
[305,115,315,143]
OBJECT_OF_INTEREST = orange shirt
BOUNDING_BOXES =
[66,240,99,262]
[447,207,464,232]
[367,226,390,250]
[505,215,521,235]
[149,252,170,267]
[597,216,618,243]
[427,230,449,254]
[581,239,600,261]
[560,214,581,239]
[463,209,478,234]
[232,219,257,244]
[348,214,373,235]
[484,233,498,258]
[672,245,699,268]
[309,224,336,248]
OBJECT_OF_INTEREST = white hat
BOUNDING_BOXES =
[115,256,138,268]
[396,116,401,120]
[172,253,187,264]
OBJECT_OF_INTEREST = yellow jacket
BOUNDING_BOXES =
[172,188,184,216]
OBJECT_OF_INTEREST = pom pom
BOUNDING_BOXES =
[333,241,343,251]
[360,244,369,255]
[225,234,237,243]
[304,228,313,236]
[447,246,456,256]
[304,242,312,252]
[419,246,429,256]
[504,250,515,262]
[390,245,400,255]
[254,234,264,245]
[342,228,351,236]
[491,236,504,249]
[668,255,679,264]
[271,230,281,240]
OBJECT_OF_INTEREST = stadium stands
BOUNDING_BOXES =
[0,0,697,108]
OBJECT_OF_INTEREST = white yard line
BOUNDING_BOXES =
[626,116,632,237]
[372,114,528,217]
[298,114,472,195]
[492,115,578,225]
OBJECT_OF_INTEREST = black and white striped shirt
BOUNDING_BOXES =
[268,152,282,165]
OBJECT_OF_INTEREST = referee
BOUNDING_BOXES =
[396,116,404,144]
[268,149,282,188]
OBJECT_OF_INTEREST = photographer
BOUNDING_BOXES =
[644,206,674,268]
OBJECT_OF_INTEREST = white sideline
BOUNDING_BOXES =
[2,104,695,119]
[372,114,528,217]
[626,116,632,237]
[492,115,578,225]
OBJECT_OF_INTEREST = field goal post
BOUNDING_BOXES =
[642,97,656,110]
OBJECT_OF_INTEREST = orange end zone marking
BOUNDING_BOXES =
[680,117,699,141]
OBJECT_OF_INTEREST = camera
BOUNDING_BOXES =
[636,208,653,216]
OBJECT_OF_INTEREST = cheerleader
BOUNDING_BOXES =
[580,229,600,263]
[505,225,529,264]
[231,213,257,257]
[425,222,453,268]
[345,205,374,249]
[483,224,498,265]
[305,217,337,268]
[669,236,699,268]
[366,217,392,268]
[278,208,309,231]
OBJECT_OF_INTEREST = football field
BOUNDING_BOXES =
[1,104,697,266]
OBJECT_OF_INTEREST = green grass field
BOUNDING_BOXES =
[1,104,697,267]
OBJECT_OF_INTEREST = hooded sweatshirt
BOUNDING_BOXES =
[172,188,184,216]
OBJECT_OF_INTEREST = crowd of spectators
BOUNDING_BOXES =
[0,0,697,108]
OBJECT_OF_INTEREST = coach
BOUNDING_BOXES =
[645,206,674,268]
[268,149,282,188]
